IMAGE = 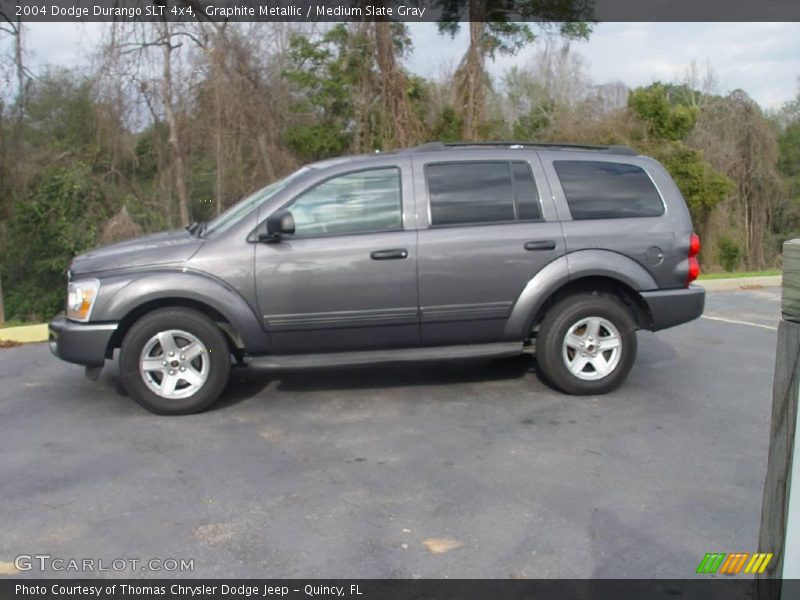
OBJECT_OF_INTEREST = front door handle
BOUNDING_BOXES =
[370,248,409,260]
[524,240,557,251]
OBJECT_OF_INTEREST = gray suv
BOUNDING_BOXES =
[49,142,705,415]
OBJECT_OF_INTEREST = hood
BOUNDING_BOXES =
[70,229,204,276]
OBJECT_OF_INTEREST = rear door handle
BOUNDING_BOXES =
[524,240,557,251]
[370,248,409,260]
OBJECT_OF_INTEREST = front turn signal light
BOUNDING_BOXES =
[67,279,100,322]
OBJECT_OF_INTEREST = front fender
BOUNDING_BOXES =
[91,269,269,354]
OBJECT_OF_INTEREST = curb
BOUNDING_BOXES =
[697,275,782,292]
[0,324,48,343]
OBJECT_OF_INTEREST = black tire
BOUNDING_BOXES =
[536,293,637,395]
[119,308,231,415]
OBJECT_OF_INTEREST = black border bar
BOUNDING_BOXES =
[3,579,797,600]
[2,0,800,23]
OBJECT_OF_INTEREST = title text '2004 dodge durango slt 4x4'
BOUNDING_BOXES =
[49,141,705,414]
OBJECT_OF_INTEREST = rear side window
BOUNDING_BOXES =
[553,161,664,220]
[426,161,541,226]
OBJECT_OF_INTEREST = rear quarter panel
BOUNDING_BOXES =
[538,151,695,290]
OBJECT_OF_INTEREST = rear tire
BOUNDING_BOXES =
[119,308,231,415]
[536,293,637,395]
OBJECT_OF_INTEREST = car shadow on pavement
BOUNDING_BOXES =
[97,337,675,413]
[209,355,537,410]
[215,367,276,410]
[211,332,681,410]
[268,355,533,391]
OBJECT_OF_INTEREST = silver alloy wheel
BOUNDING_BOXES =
[561,316,622,381]
[139,329,209,399]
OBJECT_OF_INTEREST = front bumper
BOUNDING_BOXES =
[48,313,117,367]
[640,285,705,331]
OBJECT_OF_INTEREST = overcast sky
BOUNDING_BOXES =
[7,21,800,110]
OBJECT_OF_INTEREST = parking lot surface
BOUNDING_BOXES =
[0,288,782,578]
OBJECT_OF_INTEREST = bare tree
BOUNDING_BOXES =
[681,59,718,107]
[0,19,31,152]
[689,90,787,269]
[501,41,597,137]
[211,24,226,216]
[97,22,197,226]
[158,21,190,226]
[373,20,419,149]
[437,0,593,140]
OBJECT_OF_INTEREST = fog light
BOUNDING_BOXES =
[48,335,58,356]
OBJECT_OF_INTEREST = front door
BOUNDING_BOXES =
[255,160,419,354]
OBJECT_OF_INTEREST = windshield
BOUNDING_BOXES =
[203,167,312,236]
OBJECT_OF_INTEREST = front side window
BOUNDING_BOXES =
[426,161,542,226]
[287,168,402,237]
[554,160,664,220]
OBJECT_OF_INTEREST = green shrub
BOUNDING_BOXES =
[717,237,741,272]
[4,164,108,321]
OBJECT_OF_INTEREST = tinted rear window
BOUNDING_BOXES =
[426,161,541,226]
[554,161,664,220]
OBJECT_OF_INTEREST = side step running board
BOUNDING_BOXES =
[248,342,524,370]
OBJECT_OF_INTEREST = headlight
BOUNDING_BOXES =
[66,279,100,322]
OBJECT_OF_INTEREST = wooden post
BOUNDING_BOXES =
[0,274,5,326]
[757,239,800,599]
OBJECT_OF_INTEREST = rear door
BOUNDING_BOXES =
[412,152,566,346]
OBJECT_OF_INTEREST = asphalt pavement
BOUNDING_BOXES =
[0,287,782,579]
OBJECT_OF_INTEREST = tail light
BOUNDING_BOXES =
[687,233,701,286]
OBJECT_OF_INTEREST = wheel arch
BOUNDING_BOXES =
[106,297,243,360]
[504,253,655,340]
[528,276,652,333]
[95,271,268,359]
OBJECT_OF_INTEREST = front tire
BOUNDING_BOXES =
[536,293,637,395]
[119,308,231,415]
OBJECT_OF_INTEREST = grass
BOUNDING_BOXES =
[698,269,781,280]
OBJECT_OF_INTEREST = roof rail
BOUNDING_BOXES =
[411,141,638,156]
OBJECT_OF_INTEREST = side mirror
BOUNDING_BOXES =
[260,210,295,242]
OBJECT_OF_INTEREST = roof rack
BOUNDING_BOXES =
[411,141,638,156]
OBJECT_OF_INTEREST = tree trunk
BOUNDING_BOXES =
[212,25,227,217]
[214,63,224,217]
[256,133,277,182]
[0,275,5,326]
[160,22,190,227]
[457,9,487,141]
[374,20,417,148]
[14,21,25,133]
[350,23,374,154]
